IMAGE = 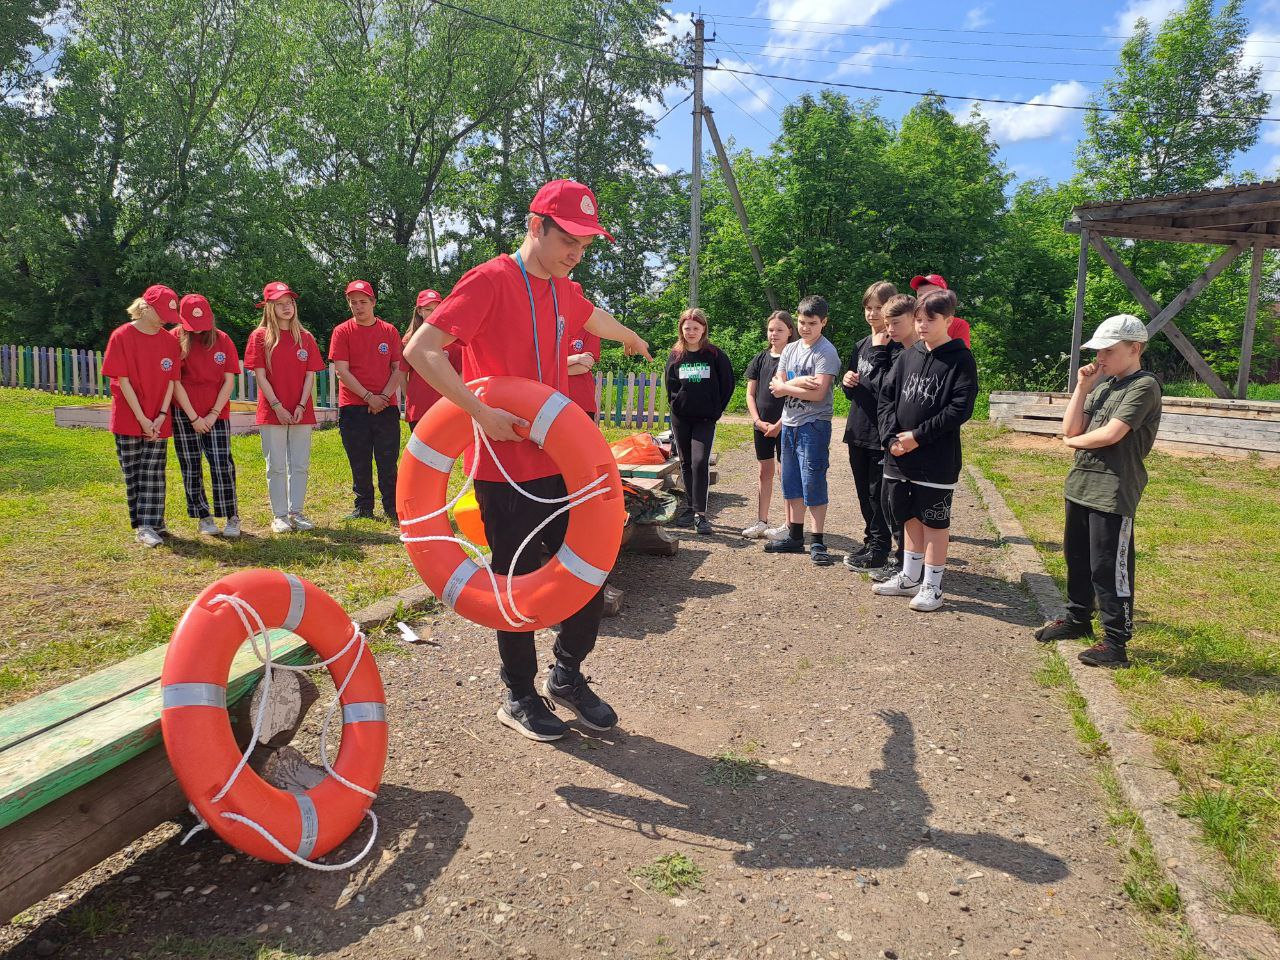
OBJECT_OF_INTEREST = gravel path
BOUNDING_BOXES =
[3,436,1168,960]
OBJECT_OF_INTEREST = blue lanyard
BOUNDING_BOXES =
[513,251,563,387]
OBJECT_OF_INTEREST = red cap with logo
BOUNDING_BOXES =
[529,180,615,243]
[256,281,298,308]
[909,273,949,291]
[179,294,214,332]
[345,279,376,300]
[416,289,442,307]
[143,284,182,326]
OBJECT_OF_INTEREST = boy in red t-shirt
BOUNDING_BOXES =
[101,284,183,547]
[171,294,242,537]
[401,288,462,430]
[909,273,972,348]
[404,180,652,743]
[329,280,405,522]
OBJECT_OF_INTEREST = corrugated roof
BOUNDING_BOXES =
[1073,178,1280,211]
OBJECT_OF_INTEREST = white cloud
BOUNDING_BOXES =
[705,58,775,113]
[649,12,694,47]
[1111,0,1181,39]
[1242,27,1280,75]
[974,80,1091,143]
[964,4,991,29]
[654,162,672,174]
[759,0,900,59]
[835,41,910,77]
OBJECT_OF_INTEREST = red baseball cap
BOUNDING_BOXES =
[529,180,615,243]
[910,273,949,291]
[178,294,214,332]
[416,289,442,307]
[256,281,298,307]
[143,284,181,326]
[345,279,375,300]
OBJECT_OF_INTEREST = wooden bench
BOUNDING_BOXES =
[0,583,432,923]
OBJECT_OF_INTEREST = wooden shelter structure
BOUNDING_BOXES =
[1064,180,1280,399]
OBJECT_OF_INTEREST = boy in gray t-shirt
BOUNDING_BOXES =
[1034,314,1163,669]
[764,295,842,565]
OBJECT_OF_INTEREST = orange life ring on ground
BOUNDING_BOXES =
[397,376,625,631]
[161,570,387,864]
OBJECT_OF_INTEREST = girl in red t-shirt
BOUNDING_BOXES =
[246,282,326,533]
[101,284,183,548]
[401,289,462,430]
[172,294,242,538]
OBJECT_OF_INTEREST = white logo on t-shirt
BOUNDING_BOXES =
[297,348,308,361]
[160,357,174,371]
[214,351,226,365]
[378,342,389,354]
[571,338,584,351]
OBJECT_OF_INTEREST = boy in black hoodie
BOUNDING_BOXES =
[664,308,737,534]
[841,281,900,571]
[873,290,978,612]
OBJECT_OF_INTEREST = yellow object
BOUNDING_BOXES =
[453,489,488,547]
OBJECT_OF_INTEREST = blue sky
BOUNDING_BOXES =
[645,0,1280,190]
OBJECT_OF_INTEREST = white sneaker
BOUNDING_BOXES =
[741,520,768,539]
[910,584,945,612]
[222,517,241,538]
[136,526,163,548]
[271,516,294,534]
[289,512,315,531]
[197,516,220,536]
[764,524,789,541]
[872,572,922,597]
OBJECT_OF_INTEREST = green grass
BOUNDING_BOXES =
[141,938,310,960]
[704,744,767,788]
[970,421,1280,933]
[65,901,130,938]
[637,853,704,896]
[0,389,750,704]
[1161,380,1280,403]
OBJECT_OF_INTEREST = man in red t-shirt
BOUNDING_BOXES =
[329,280,405,522]
[566,325,602,419]
[909,273,972,348]
[404,179,652,743]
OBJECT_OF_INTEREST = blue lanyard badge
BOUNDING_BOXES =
[513,251,563,386]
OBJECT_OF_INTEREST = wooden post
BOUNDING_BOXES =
[1069,228,1089,389]
[690,17,704,308]
[626,372,636,428]
[646,372,657,426]
[1238,243,1263,399]
[703,107,780,312]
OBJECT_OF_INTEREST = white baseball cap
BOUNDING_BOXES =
[1082,314,1148,350]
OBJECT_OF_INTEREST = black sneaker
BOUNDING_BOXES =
[869,558,902,583]
[842,546,872,569]
[846,549,889,572]
[694,514,713,535]
[810,542,833,566]
[543,668,618,731]
[1034,618,1094,644]
[764,538,805,554]
[672,507,696,529]
[497,693,569,741]
[346,508,376,521]
[1078,642,1129,669]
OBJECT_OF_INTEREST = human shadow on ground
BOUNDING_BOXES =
[162,524,401,566]
[607,545,735,640]
[7,785,470,960]
[555,711,1067,883]
[935,570,1043,628]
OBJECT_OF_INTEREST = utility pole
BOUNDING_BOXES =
[690,16,704,308]
[704,106,778,312]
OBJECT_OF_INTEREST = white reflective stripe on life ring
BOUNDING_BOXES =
[528,391,572,448]
[555,543,609,587]
[162,683,227,709]
[406,434,456,474]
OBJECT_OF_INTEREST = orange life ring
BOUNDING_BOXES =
[397,376,625,631]
[160,570,387,864]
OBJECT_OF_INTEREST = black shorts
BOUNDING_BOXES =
[753,427,781,462]
[886,477,954,530]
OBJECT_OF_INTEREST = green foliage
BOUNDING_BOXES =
[637,852,704,896]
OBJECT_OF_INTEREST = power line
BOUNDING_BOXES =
[717,37,791,107]
[710,64,1280,123]
[652,91,693,125]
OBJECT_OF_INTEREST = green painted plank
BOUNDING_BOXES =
[617,461,679,479]
[0,631,314,830]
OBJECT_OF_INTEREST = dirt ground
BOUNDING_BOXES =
[3,436,1173,960]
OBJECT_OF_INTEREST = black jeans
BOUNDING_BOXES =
[880,468,904,562]
[671,414,716,514]
[1064,500,1136,649]
[338,405,401,514]
[475,476,605,697]
[847,443,891,552]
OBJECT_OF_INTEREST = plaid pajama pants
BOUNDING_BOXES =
[171,411,238,519]
[114,434,169,530]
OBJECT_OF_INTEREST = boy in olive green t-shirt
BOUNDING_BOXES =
[1034,315,1162,668]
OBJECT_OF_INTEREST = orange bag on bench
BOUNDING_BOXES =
[609,432,667,466]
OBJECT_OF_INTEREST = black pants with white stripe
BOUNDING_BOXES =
[474,476,605,698]
[172,411,238,519]
[1064,500,1135,649]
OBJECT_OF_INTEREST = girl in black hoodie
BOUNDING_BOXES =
[664,308,737,534]
[873,290,978,612]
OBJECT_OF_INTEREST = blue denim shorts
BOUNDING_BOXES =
[780,420,832,506]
